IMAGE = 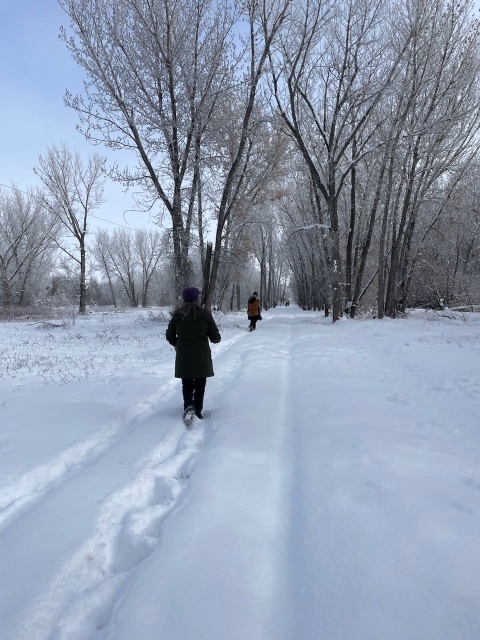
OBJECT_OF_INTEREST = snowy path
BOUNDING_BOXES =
[1,308,480,639]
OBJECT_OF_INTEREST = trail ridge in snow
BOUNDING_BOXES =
[20,417,212,640]
[0,378,178,533]
[0,331,245,535]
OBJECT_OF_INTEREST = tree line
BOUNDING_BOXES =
[2,0,480,318]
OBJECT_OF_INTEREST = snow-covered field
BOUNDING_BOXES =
[0,306,479,640]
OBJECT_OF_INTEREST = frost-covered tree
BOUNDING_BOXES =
[104,229,139,307]
[135,228,168,306]
[377,0,480,317]
[93,227,167,307]
[59,0,237,294]
[34,144,106,313]
[0,187,59,308]
[202,0,291,309]
[92,229,118,306]
[268,0,411,320]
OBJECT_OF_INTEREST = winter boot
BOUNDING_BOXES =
[183,405,195,428]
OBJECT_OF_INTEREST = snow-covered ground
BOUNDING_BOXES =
[0,306,479,640]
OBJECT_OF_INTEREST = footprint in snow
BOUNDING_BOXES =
[386,393,413,405]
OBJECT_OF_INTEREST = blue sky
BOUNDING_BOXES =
[0,0,155,231]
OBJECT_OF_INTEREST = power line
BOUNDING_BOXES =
[0,181,144,232]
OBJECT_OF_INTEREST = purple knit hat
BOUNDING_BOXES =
[182,287,201,302]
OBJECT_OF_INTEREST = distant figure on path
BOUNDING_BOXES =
[247,291,262,331]
[166,287,221,426]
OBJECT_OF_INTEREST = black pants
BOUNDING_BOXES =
[182,378,207,412]
[248,316,259,330]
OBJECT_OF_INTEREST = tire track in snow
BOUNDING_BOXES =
[0,332,246,535]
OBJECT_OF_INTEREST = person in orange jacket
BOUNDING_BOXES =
[247,291,262,331]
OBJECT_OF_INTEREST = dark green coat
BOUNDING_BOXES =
[166,307,221,378]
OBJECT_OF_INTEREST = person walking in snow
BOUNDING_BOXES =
[166,287,221,426]
[247,291,262,331]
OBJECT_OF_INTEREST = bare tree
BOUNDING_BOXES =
[407,160,480,309]
[0,187,59,307]
[203,0,292,308]
[106,228,139,306]
[59,0,237,295]
[57,0,480,318]
[277,163,331,311]
[268,0,413,320]
[135,228,167,306]
[92,228,117,306]
[379,0,480,317]
[34,144,105,312]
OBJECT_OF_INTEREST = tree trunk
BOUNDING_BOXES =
[260,249,267,309]
[329,228,343,322]
[345,136,357,312]
[201,242,213,308]
[18,257,37,306]
[326,159,343,322]
[171,208,192,295]
[79,234,86,313]
[205,227,222,310]
[106,270,116,307]
[377,150,397,318]
[217,276,229,310]
[197,168,205,275]
[351,150,390,318]
[1,265,10,308]
[385,147,419,317]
